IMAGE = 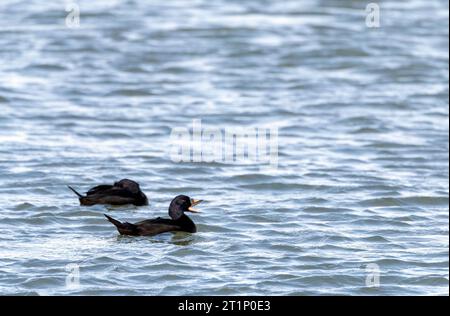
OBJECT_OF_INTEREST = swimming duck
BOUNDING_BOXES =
[68,179,148,206]
[104,195,203,236]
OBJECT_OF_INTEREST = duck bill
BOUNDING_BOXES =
[188,199,203,213]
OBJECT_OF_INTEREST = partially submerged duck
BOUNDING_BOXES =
[104,195,203,236]
[68,179,148,206]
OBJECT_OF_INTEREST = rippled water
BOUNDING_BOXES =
[0,0,448,296]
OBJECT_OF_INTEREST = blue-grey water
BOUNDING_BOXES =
[0,0,448,296]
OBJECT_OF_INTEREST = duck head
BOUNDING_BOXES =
[114,179,141,194]
[169,195,203,220]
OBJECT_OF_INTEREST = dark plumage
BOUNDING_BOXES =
[104,195,203,236]
[68,179,148,206]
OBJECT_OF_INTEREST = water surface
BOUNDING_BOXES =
[0,0,448,295]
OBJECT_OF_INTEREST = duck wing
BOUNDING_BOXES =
[86,185,115,195]
[88,186,141,199]
[83,188,138,205]
[134,218,181,236]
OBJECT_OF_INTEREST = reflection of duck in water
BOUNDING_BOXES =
[68,179,148,206]
[104,195,203,236]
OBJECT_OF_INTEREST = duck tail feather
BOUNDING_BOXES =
[68,186,84,198]
[104,214,138,235]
